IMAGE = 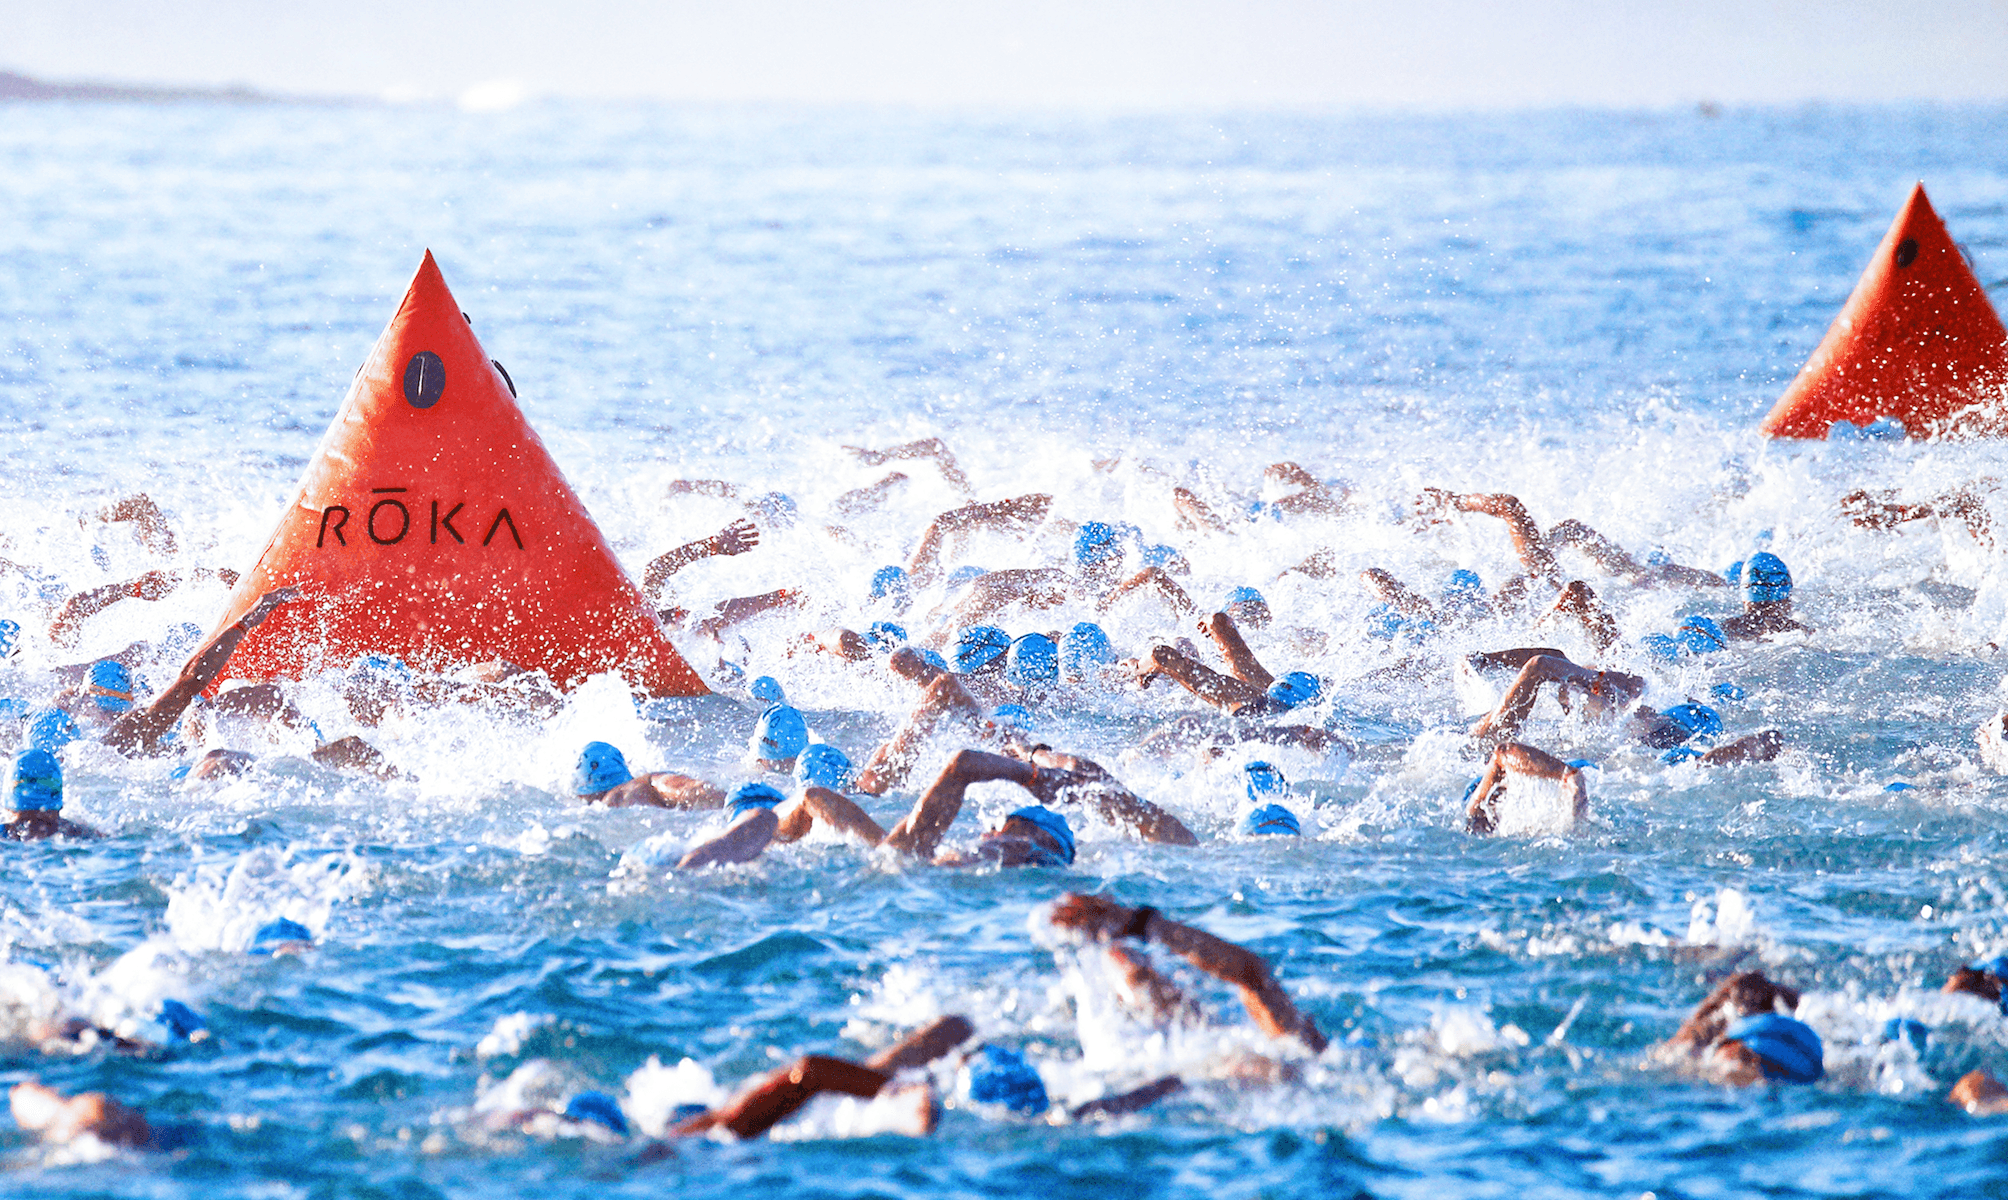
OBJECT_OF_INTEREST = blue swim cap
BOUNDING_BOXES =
[352,654,412,683]
[249,917,313,953]
[1004,633,1058,687]
[990,703,1035,732]
[1639,633,1682,663]
[1074,522,1121,568]
[1004,805,1075,865]
[914,648,948,674]
[1885,781,1915,792]
[728,781,786,821]
[0,620,17,658]
[946,565,989,589]
[868,565,911,608]
[753,704,810,762]
[749,675,786,704]
[1562,758,1598,771]
[1366,605,1434,643]
[951,626,1011,674]
[25,709,79,753]
[1970,953,2008,978]
[1677,615,1727,654]
[1059,623,1116,681]
[88,659,135,714]
[1725,560,1744,588]
[563,1090,630,1136]
[1880,1016,1928,1055]
[968,1045,1048,1114]
[8,749,63,812]
[1266,671,1321,710]
[1660,745,1702,765]
[1723,1013,1824,1084]
[750,492,797,527]
[865,621,908,651]
[573,742,633,796]
[794,743,856,791]
[1226,586,1266,608]
[1662,703,1723,739]
[1241,803,1301,836]
[1744,552,1793,604]
[157,998,206,1042]
[1140,544,1184,571]
[1441,569,1488,617]
[1710,681,1747,703]
[1244,760,1288,804]
[1645,548,1672,567]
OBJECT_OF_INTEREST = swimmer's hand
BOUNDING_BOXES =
[710,518,760,557]
[1047,892,1136,942]
[1412,488,1459,526]
[1838,488,1906,529]
[242,585,302,627]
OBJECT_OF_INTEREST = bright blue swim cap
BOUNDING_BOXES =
[1744,552,1793,604]
[1880,1016,1928,1055]
[1074,522,1121,568]
[250,917,313,953]
[88,659,135,714]
[1226,586,1266,608]
[0,620,18,658]
[1726,560,1744,588]
[967,1045,1049,1114]
[1140,544,1184,571]
[1639,633,1681,663]
[794,743,856,792]
[865,621,908,650]
[749,675,786,704]
[352,654,412,683]
[946,565,989,589]
[750,492,797,527]
[753,704,810,761]
[990,703,1034,732]
[1365,604,1406,640]
[573,742,633,796]
[1059,623,1115,681]
[1004,633,1059,687]
[914,648,948,674]
[563,1090,630,1136]
[1662,703,1722,739]
[951,626,1011,673]
[1660,745,1702,765]
[9,749,63,812]
[868,565,911,608]
[1723,1013,1824,1083]
[1244,760,1288,804]
[1266,671,1321,710]
[1710,681,1747,703]
[1241,803,1301,836]
[157,998,206,1042]
[1005,805,1075,865]
[728,781,787,821]
[25,708,79,753]
[1441,569,1487,617]
[1884,781,1915,792]
[1677,615,1727,654]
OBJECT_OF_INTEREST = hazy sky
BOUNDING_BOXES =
[10,0,2008,109]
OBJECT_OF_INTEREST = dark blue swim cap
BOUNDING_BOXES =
[573,742,633,796]
[748,675,785,704]
[563,1090,631,1136]
[951,626,1011,673]
[250,918,313,953]
[1240,803,1301,836]
[1004,805,1074,865]
[967,1045,1049,1114]
[1662,703,1722,740]
[1710,681,1747,703]
[1677,615,1727,654]
[1059,623,1115,681]
[1744,552,1793,605]
[1266,671,1321,710]
[865,621,908,650]
[26,708,79,753]
[88,659,135,714]
[1243,760,1287,804]
[1723,1013,1824,1083]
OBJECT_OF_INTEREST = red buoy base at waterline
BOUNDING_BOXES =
[206,251,709,697]
[1760,182,2008,439]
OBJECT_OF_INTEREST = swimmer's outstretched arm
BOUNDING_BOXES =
[834,472,909,516]
[1359,568,1438,620]
[774,785,887,846]
[1199,611,1272,688]
[856,654,986,794]
[669,1055,890,1140]
[883,749,1037,860]
[682,588,799,641]
[1416,489,1560,584]
[1465,742,1585,835]
[1469,654,1643,749]
[1049,894,1326,1053]
[104,585,299,757]
[676,808,779,869]
[843,437,974,496]
[1264,463,1345,516]
[1698,729,1783,766]
[1096,567,1195,616]
[1008,746,1198,846]
[790,628,873,661]
[92,493,178,555]
[1172,487,1230,534]
[48,571,180,647]
[930,568,1070,632]
[9,1080,152,1149]
[1128,644,1269,715]
[1541,580,1622,655]
[906,494,1052,585]
[642,519,761,596]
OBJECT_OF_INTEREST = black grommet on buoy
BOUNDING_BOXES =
[403,351,445,408]
[492,359,516,398]
[1895,238,1919,268]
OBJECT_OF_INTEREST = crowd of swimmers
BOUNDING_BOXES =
[10,451,2008,1154]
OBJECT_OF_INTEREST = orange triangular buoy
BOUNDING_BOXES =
[209,252,709,696]
[1760,183,2008,439]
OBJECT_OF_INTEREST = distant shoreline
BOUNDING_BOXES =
[0,69,352,105]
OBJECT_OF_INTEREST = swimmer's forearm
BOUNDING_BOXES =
[1139,912,1325,1051]
[712,1056,889,1139]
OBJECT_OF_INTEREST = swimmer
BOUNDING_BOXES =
[641,517,761,598]
[843,436,975,496]
[1656,970,1823,1085]
[854,648,994,794]
[673,782,788,869]
[88,493,179,556]
[1259,462,1347,518]
[571,742,725,809]
[881,750,1082,867]
[833,472,911,516]
[1464,743,1589,834]
[1125,611,1321,719]
[1951,1070,2008,1115]
[102,585,299,756]
[1841,481,1996,549]
[659,587,801,644]
[1719,552,1809,639]
[46,566,238,649]
[1360,567,1495,626]
[996,743,1197,845]
[905,493,1053,586]
[10,1079,153,1149]
[1414,488,1725,594]
[4,749,99,840]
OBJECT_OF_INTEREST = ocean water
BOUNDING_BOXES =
[2,99,2008,1197]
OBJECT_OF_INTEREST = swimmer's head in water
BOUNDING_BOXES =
[727,781,787,821]
[1059,623,1116,681]
[1241,803,1301,836]
[156,998,207,1043]
[1244,760,1287,801]
[1004,633,1058,687]
[1677,615,1727,654]
[1140,544,1187,573]
[0,619,18,659]
[794,743,856,792]
[1074,521,1123,579]
[867,565,911,610]
[1661,703,1722,740]
[966,1044,1049,1114]
[1721,1013,1824,1083]
[573,742,633,796]
[749,675,786,704]
[1442,569,1488,617]
[865,621,907,651]
[913,647,949,674]
[946,565,988,590]
[8,749,63,812]
[1744,552,1793,605]
[562,1090,630,1136]
[26,708,80,753]
[951,626,1011,674]
[753,704,810,764]
[990,703,1034,733]
[249,917,314,954]
[1000,804,1074,866]
[87,660,135,714]
[1225,586,1271,628]
[1266,671,1322,710]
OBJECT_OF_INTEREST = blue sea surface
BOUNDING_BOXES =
[2,99,2008,1197]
